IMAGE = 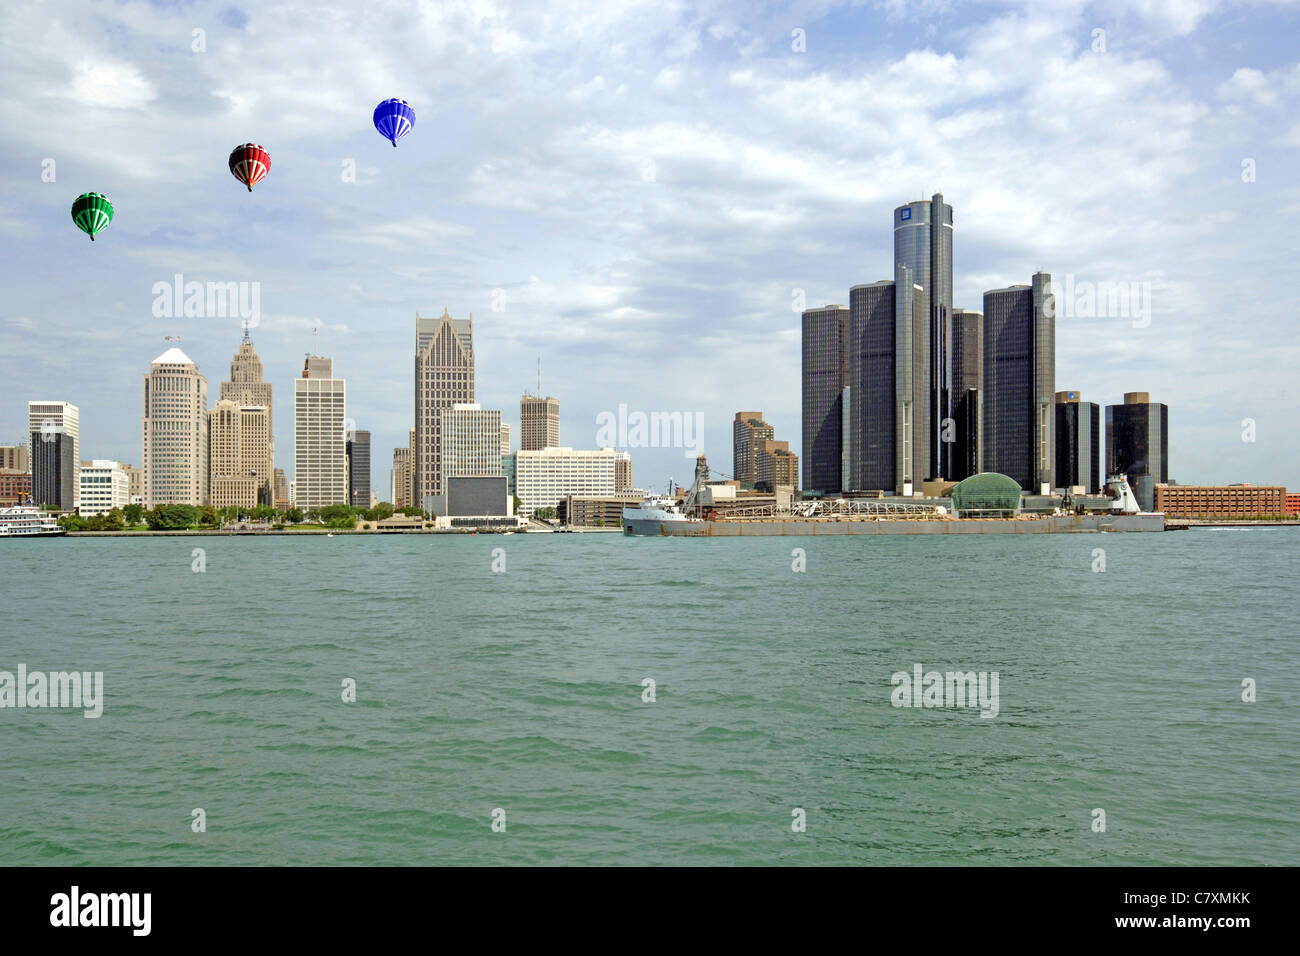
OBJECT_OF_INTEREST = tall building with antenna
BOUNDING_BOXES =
[520,356,560,452]
[221,329,273,430]
[520,395,560,451]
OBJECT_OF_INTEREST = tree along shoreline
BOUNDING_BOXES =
[64,526,521,535]
[50,502,427,533]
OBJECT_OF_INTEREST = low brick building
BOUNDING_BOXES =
[1154,484,1286,518]
[0,472,32,506]
[560,493,644,527]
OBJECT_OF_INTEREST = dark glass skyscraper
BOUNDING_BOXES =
[801,305,848,494]
[893,193,953,480]
[848,282,895,491]
[982,273,1055,491]
[1106,392,1168,511]
[30,430,74,509]
[950,308,982,481]
[1055,391,1100,493]
[347,428,371,507]
[845,278,927,494]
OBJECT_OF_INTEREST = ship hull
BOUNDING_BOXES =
[623,517,705,536]
[629,514,1165,536]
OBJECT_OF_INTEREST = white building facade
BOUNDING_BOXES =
[78,460,130,516]
[440,403,503,487]
[293,356,348,511]
[514,446,631,516]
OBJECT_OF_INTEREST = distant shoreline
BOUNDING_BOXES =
[53,520,1300,537]
[61,526,621,536]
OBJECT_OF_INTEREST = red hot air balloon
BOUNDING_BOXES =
[228,144,270,192]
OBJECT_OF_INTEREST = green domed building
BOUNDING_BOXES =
[950,473,1023,517]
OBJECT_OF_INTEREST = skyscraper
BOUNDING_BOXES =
[981,273,1055,491]
[142,349,207,507]
[28,401,79,507]
[520,395,560,451]
[1055,391,1101,493]
[733,411,774,485]
[220,331,274,501]
[221,331,273,430]
[415,310,474,507]
[950,308,983,481]
[391,448,410,508]
[30,430,74,509]
[1106,392,1168,511]
[293,354,347,510]
[800,306,849,493]
[894,193,953,479]
[347,428,371,507]
[207,399,271,508]
[847,278,927,494]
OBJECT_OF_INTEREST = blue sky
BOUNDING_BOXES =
[1,0,1298,495]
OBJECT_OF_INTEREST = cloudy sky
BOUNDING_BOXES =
[1,0,1297,494]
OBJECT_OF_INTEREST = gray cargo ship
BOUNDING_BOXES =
[626,512,1164,536]
[624,472,1165,536]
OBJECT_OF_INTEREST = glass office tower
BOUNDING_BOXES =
[801,305,849,494]
[893,193,953,480]
[1055,391,1101,493]
[950,308,983,482]
[982,273,1055,491]
[1106,392,1168,511]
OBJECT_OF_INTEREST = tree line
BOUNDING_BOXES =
[54,502,425,532]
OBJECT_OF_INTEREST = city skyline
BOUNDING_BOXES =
[1,1,1298,490]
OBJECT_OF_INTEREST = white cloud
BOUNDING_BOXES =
[654,66,683,90]
[66,59,158,109]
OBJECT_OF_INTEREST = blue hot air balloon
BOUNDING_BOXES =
[373,98,415,147]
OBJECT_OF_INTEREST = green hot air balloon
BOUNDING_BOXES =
[71,192,114,241]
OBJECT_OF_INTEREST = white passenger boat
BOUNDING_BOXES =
[0,506,67,537]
